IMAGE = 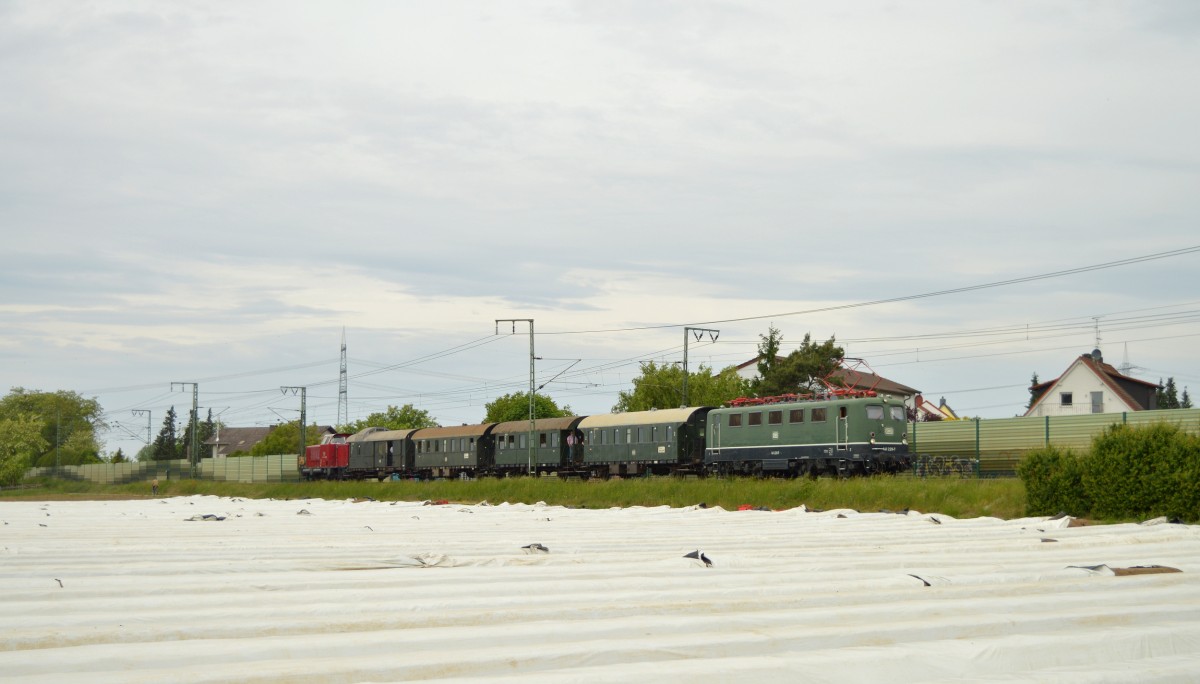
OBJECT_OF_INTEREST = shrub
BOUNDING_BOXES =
[1018,445,1087,517]
[1083,422,1200,521]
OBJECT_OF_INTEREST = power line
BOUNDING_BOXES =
[539,245,1200,334]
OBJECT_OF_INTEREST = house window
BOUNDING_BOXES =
[768,410,782,425]
[1061,392,1073,407]
[1091,391,1103,414]
[729,413,743,427]
[789,409,804,423]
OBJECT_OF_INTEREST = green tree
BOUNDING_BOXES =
[108,448,128,464]
[0,414,48,485]
[248,422,324,457]
[0,388,106,467]
[484,392,572,423]
[1157,378,1180,409]
[1183,388,1193,409]
[179,408,219,461]
[752,331,844,397]
[756,325,784,380]
[151,407,181,461]
[1027,372,1040,410]
[613,362,749,412]
[339,404,438,433]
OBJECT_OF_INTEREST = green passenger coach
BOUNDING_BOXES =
[705,395,910,477]
[577,407,711,478]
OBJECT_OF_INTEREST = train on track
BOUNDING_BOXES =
[301,390,911,480]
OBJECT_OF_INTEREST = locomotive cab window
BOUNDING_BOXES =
[891,406,905,421]
[866,405,884,420]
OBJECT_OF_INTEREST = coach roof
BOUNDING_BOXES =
[577,407,708,429]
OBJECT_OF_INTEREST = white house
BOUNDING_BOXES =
[1024,349,1159,417]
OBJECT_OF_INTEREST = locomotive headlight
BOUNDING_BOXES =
[902,431,908,445]
[870,431,875,445]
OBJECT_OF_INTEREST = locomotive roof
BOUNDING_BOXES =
[577,407,708,428]
[713,394,901,411]
[492,416,584,433]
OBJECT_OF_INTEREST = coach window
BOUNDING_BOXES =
[729,413,742,427]
[469,437,476,450]
[539,433,547,447]
[748,412,762,426]
[789,409,804,423]
[626,428,633,444]
[552,433,559,447]
[866,405,884,420]
[812,408,827,422]
[636,427,643,443]
[519,434,527,449]
[666,426,674,442]
[768,410,782,425]
[651,426,658,442]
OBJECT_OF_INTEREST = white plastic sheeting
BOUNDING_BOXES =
[2,495,1199,683]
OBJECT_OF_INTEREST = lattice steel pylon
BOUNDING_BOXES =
[338,327,348,426]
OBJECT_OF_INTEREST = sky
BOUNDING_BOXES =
[2,1,1198,459]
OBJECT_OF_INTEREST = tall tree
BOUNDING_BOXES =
[484,392,571,423]
[751,332,844,397]
[0,388,105,466]
[339,404,438,433]
[1157,378,1180,409]
[1027,372,1040,410]
[613,362,749,412]
[756,325,784,379]
[151,407,181,461]
[0,414,48,485]
[180,408,218,461]
[1182,388,1193,409]
[248,422,325,457]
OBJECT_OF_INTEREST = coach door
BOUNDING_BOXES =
[709,416,721,458]
[836,405,849,451]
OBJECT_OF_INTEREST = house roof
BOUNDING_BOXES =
[1025,352,1159,415]
[204,427,274,456]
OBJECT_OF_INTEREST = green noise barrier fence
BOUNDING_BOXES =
[910,408,1200,477]
[26,454,301,485]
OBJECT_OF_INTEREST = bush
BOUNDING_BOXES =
[1084,422,1200,521]
[1019,422,1200,522]
[1018,445,1087,517]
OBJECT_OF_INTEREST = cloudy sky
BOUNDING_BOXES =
[3,1,1198,458]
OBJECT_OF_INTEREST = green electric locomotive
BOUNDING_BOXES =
[704,394,910,477]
